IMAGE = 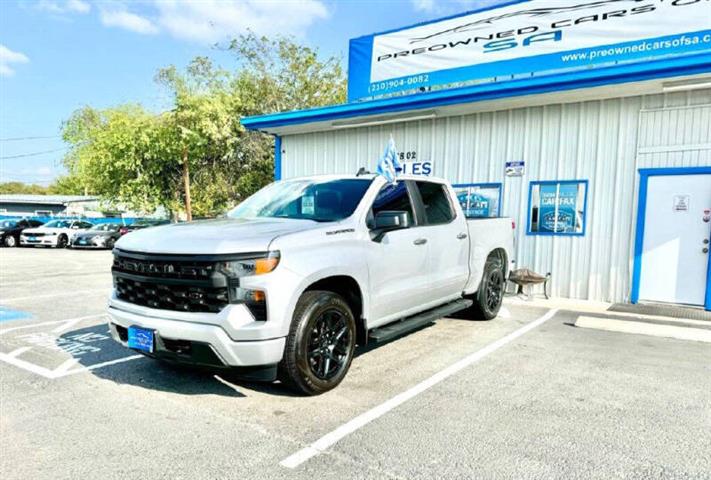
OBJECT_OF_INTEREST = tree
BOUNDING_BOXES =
[60,34,346,219]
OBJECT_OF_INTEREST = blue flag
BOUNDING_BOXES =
[376,136,402,183]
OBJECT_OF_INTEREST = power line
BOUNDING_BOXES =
[0,135,61,142]
[0,147,68,160]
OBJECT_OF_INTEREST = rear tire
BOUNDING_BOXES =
[278,290,356,396]
[467,257,505,320]
[4,235,16,247]
[57,235,68,248]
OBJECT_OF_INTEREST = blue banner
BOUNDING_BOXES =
[347,0,711,102]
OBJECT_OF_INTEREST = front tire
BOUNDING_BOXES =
[3,235,17,247]
[468,257,505,320]
[279,291,356,396]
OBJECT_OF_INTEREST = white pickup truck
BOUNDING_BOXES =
[108,174,514,395]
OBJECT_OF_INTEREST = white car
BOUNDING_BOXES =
[20,219,94,248]
[107,174,514,395]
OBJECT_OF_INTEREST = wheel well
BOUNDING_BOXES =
[305,276,366,345]
[488,248,508,275]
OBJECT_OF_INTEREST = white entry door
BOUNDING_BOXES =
[638,173,711,306]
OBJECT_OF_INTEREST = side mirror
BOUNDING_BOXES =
[371,210,410,241]
[374,210,410,230]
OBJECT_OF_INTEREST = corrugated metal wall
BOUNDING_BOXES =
[281,89,711,303]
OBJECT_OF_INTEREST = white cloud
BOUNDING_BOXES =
[100,8,160,35]
[412,0,436,12]
[411,0,506,15]
[66,0,91,14]
[0,44,30,77]
[154,0,329,43]
[35,0,91,15]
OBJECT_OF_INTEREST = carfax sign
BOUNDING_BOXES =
[347,0,711,101]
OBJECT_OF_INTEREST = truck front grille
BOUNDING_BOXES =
[112,250,231,313]
[114,276,228,313]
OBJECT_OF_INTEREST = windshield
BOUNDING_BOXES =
[43,220,72,229]
[228,178,372,222]
[0,220,17,228]
[90,223,119,232]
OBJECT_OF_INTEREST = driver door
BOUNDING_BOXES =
[366,181,431,328]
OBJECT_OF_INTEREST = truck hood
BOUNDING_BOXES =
[115,217,322,255]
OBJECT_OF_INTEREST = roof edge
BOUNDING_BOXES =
[241,53,711,132]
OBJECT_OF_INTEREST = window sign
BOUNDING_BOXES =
[453,183,502,219]
[528,180,588,236]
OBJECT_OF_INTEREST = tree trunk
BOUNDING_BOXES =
[182,147,192,221]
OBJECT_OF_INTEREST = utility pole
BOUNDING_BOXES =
[182,146,192,221]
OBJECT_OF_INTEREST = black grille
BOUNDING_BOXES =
[113,255,217,281]
[114,276,228,313]
[112,251,231,313]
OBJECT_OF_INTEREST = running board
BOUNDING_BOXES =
[368,299,473,343]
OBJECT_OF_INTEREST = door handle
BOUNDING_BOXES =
[413,238,427,246]
[457,232,468,240]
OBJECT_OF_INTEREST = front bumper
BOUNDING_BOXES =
[20,235,58,246]
[107,300,286,368]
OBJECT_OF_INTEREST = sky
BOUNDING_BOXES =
[0,0,505,185]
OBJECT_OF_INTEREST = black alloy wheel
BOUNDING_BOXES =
[467,257,505,320]
[307,309,352,381]
[485,268,504,312]
[57,234,68,248]
[279,290,356,395]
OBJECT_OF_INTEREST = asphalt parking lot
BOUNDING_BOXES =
[1,247,710,479]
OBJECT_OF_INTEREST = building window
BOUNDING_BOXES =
[527,180,588,236]
[452,183,502,218]
[34,210,53,217]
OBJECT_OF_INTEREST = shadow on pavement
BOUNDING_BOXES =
[58,324,254,398]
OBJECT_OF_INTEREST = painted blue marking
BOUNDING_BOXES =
[0,307,32,322]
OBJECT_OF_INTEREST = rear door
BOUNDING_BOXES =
[366,181,431,327]
[413,180,470,304]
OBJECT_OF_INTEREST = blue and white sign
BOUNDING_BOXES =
[348,0,711,101]
[539,183,578,232]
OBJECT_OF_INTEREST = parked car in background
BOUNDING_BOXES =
[0,219,44,247]
[70,223,122,249]
[118,219,171,236]
[20,219,94,248]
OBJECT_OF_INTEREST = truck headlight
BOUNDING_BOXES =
[218,251,280,278]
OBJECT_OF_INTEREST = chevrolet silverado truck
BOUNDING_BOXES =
[108,174,514,395]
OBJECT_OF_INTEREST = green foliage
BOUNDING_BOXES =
[0,182,50,195]
[0,176,85,195]
[60,34,346,218]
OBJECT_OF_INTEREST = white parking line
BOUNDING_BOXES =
[0,312,143,378]
[575,316,711,343]
[280,308,559,469]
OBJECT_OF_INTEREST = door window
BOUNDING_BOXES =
[371,182,414,226]
[414,181,455,225]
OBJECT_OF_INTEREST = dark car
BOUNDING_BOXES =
[0,219,44,247]
[70,223,122,249]
[118,219,170,236]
